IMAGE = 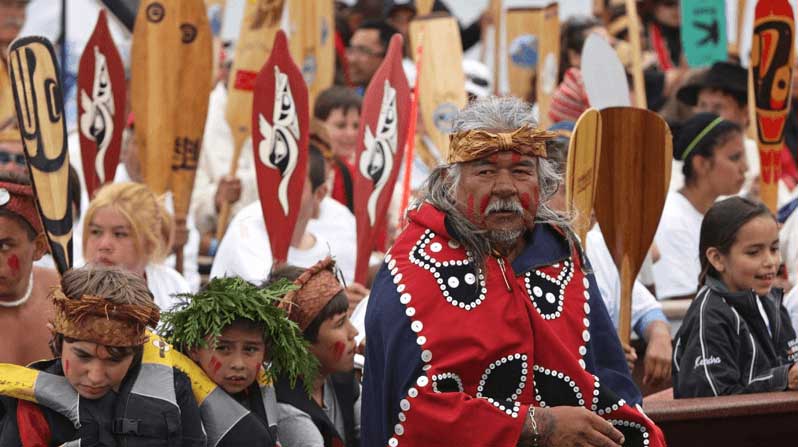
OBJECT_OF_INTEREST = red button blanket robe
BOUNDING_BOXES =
[362,204,665,446]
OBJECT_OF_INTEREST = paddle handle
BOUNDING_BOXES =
[619,258,634,345]
[491,0,501,95]
[758,144,780,213]
[214,135,246,241]
[625,0,647,108]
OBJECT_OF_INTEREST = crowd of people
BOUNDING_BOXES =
[1,0,798,446]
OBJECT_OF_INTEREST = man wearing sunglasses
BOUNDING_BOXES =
[346,20,399,93]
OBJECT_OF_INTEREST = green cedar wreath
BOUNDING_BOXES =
[159,276,318,393]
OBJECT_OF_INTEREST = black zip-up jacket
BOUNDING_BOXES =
[673,277,798,398]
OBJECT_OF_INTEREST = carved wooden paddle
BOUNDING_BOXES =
[8,36,73,275]
[217,0,286,241]
[565,108,602,247]
[751,0,794,212]
[77,10,126,199]
[595,107,671,344]
[353,34,410,284]
[251,30,309,264]
[131,0,212,272]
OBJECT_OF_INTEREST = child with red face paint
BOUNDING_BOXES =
[159,276,318,447]
[266,257,360,447]
[0,173,60,365]
[673,197,798,397]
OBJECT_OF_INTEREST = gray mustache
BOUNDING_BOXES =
[485,198,523,215]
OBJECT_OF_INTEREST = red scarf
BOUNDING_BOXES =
[383,204,665,446]
[648,22,674,71]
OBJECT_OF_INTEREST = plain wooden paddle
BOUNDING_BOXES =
[624,0,647,108]
[409,14,465,162]
[751,0,794,212]
[7,36,73,275]
[595,107,671,344]
[565,108,602,247]
[217,0,286,241]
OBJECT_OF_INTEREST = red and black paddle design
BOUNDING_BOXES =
[353,34,411,284]
[251,30,309,264]
[77,10,126,198]
[752,0,794,211]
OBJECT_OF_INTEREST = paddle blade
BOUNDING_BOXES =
[225,0,285,157]
[409,15,466,162]
[286,0,334,111]
[581,33,630,109]
[353,34,411,284]
[251,30,310,264]
[751,0,794,211]
[595,107,671,278]
[8,36,73,274]
[595,107,671,342]
[565,108,602,246]
[77,10,126,199]
[0,60,14,128]
[170,1,213,221]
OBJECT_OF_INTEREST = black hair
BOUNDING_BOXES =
[0,172,37,240]
[356,19,400,52]
[698,196,775,286]
[308,145,327,192]
[558,15,601,83]
[314,86,362,121]
[265,265,349,344]
[672,112,743,184]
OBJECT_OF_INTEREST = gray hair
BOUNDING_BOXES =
[413,96,574,267]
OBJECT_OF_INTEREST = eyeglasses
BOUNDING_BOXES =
[0,151,26,167]
[346,45,385,58]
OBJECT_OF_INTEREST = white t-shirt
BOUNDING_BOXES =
[653,191,704,299]
[144,263,191,311]
[780,202,798,286]
[784,286,798,336]
[586,225,664,336]
[210,198,357,285]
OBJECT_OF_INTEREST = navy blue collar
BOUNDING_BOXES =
[511,224,571,275]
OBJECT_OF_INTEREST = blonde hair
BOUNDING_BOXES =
[83,182,174,263]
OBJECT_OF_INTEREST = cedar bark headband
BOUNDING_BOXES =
[447,125,556,164]
[51,287,160,347]
[0,181,43,234]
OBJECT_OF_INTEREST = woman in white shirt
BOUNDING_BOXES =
[82,182,189,310]
[653,112,748,299]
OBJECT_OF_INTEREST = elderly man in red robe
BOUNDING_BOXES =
[362,96,665,446]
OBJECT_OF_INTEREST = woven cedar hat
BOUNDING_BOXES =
[278,257,344,331]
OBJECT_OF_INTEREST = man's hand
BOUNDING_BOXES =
[214,175,242,211]
[643,321,673,387]
[519,406,624,447]
[623,342,637,373]
[788,364,798,390]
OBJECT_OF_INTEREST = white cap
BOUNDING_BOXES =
[462,59,492,98]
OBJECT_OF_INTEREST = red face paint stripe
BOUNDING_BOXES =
[8,255,20,274]
[333,342,345,361]
[210,356,222,374]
